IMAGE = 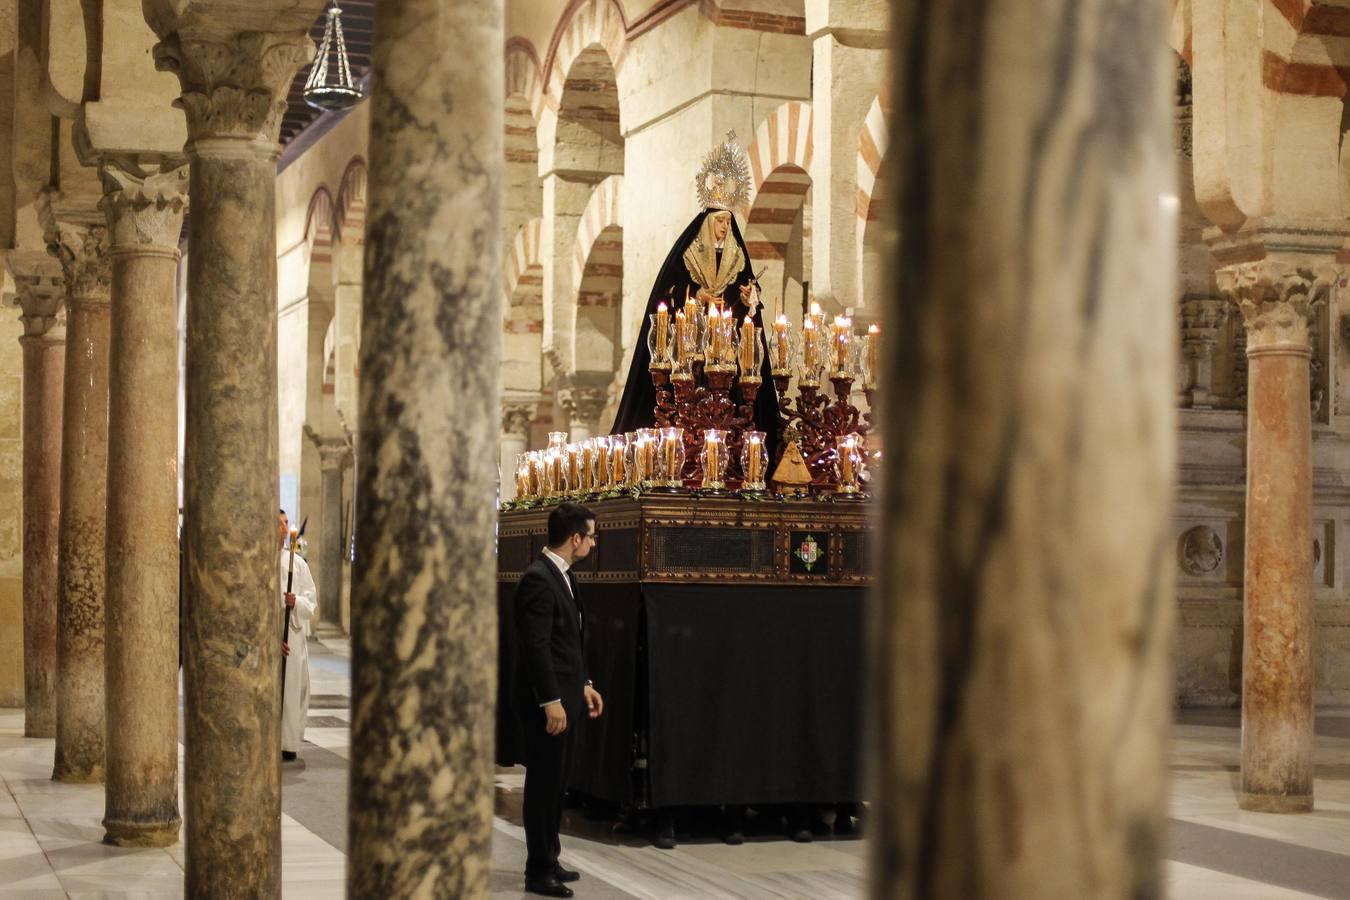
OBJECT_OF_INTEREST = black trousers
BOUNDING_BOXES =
[521,700,578,877]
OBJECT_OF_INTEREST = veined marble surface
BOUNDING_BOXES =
[1,645,1348,898]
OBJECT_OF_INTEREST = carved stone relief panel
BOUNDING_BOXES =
[1178,524,1224,577]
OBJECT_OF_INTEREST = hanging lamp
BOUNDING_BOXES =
[303,0,365,112]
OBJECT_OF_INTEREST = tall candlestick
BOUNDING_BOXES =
[739,316,756,375]
[867,323,879,387]
[675,308,687,366]
[774,315,790,370]
[655,302,669,363]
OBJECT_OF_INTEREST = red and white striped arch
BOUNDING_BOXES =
[334,157,368,247]
[571,175,623,290]
[304,186,335,267]
[541,0,628,114]
[856,93,889,229]
[745,101,813,262]
[504,217,543,302]
[505,38,545,124]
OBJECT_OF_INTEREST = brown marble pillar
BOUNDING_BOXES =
[873,2,1175,897]
[100,159,188,846]
[44,215,112,783]
[347,0,502,894]
[8,255,65,738]
[152,31,314,896]
[1217,259,1329,813]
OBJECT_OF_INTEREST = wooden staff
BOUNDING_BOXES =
[281,528,298,714]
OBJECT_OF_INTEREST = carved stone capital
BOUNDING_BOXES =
[99,158,190,252]
[45,220,111,307]
[558,385,608,427]
[153,31,315,148]
[1216,262,1335,353]
[5,252,66,339]
[501,402,535,442]
[1178,299,1226,356]
[305,424,353,471]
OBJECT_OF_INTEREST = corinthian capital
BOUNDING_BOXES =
[502,402,536,441]
[5,252,66,339]
[99,158,190,251]
[1216,262,1336,352]
[153,31,315,146]
[36,198,111,307]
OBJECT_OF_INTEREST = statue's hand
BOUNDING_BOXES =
[695,287,716,305]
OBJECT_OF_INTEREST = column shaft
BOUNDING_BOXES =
[318,461,343,626]
[873,2,1174,897]
[50,221,112,783]
[1241,342,1314,810]
[347,0,502,893]
[102,161,188,845]
[153,29,316,896]
[181,147,282,895]
[19,332,63,738]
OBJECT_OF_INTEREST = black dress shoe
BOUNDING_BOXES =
[654,822,677,850]
[524,873,574,898]
[554,864,580,883]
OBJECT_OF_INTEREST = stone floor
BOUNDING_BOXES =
[1,641,1348,898]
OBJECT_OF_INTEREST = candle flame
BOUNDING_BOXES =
[657,301,667,312]
[868,323,880,334]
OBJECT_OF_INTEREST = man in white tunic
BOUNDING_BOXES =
[279,509,317,761]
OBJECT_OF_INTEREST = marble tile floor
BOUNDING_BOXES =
[2,643,1350,898]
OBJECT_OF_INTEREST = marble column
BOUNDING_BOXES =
[100,159,188,845]
[45,216,112,783]
[152,31,315,895]
[8,255,65,738]
[305,426,351,629]
[874,2,1175,897]
[499,402,534,501]
[347,0,502,894]
[1217,258,1328,813]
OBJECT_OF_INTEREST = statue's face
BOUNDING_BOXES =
[711,213,730,243]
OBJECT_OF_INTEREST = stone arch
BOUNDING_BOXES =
[304,187,336,258]
[540,26,624,385]
[571,175,622,291]
[856,93,892,311]
[332,156,367,432]
[541,0,628,114]
[571,176,623,413]
[505,38,545,124]
[505,39,544,252]
[746,101,813,317]
[504,218,546,402]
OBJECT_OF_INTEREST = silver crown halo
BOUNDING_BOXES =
[695,130,752,214]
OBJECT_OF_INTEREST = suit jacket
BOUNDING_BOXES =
[513,553,588,713]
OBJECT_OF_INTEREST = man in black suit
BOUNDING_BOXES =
[515,502,605,898]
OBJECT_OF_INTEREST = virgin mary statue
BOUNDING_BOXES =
[610,132,779,456]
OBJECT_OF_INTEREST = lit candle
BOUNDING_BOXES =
[581,440,595,491]
[869,322,880,385]
[595,437,611,489]
[809,300,824,330]
[739,316,755,375]
[547,449,562,496]
[704,430,721,487]
[839,436,855,485]
[565,443,579,493]
[674,308,687,366]
[655,301,669,363]
[803,318,818,371]
[664,433,678,480]
[613,434,629,484]
[774,314,790,369]
[745,433,764,484]
[834,316,850,369]
[722,307,734,365]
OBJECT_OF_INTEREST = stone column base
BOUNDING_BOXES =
[1239,791,1314,814]
[103,815,182,848]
